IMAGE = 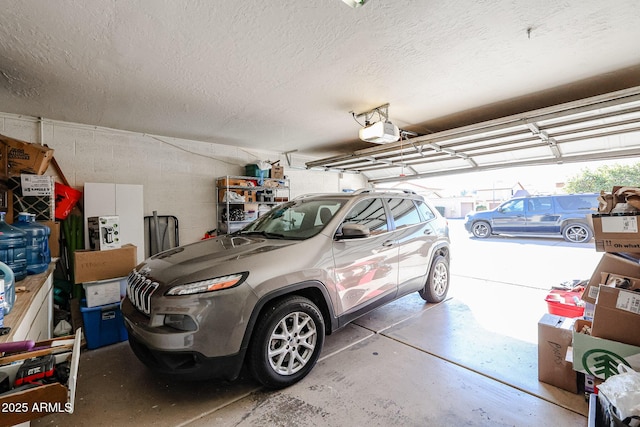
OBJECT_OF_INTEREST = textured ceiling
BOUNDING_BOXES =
[1,0,640,170]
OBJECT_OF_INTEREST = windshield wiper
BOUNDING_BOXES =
[239,230,287,239]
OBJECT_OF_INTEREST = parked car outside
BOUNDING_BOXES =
[463,193,599,243]
[122,189,451,389]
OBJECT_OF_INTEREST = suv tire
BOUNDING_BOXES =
[562,223,593,243]
[248,296,325,389]
[471,221,492,238]
[419,254,449,303]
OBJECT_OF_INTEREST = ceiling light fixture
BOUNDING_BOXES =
[341,0,369,7]
[352,103,400,144]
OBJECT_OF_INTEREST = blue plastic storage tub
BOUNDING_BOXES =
[80,300,128,349]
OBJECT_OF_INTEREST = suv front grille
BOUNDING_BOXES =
[127,269,159,315]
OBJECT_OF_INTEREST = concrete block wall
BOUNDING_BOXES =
[0,112,367,247]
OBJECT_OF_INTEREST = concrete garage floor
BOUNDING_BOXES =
[33,276,588,427]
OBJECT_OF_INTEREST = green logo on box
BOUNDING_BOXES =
[583,349,631,379]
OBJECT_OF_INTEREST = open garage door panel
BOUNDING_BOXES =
[306,86,640,184]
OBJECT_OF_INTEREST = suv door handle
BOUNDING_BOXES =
[382,240,395,247]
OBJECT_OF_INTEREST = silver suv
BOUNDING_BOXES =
[122,189,450,388]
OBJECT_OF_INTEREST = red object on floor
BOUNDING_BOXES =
[545,288,585,318]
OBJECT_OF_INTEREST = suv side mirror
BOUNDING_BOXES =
[336,223,370,239]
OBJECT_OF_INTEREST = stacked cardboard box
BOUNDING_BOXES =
[571,187,640,382]
[537,314,579,393]
[216,177,257,203]
[73,244,137,349]
[0,134,55,178]
[539,186,640,394]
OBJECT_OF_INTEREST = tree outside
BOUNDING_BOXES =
[564,163,640,193]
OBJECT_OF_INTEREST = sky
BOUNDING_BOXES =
[417,158,640,196]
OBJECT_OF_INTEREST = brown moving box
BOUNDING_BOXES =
[0,134,55,177]
[591,285,640,347]
[73,244,137,284]
[582,252,640,304]
[271,165,284,179]
[592,214,640,253]
[572,319,640,379]
[538,314,578,393]
[39,220,60,258]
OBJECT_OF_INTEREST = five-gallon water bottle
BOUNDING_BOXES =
[0,212,28,282]
[0,260,16,315]
[13,212,51,275]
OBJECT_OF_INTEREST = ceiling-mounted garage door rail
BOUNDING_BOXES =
[306,86,640,183]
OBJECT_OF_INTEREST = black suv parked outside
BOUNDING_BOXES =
[464,193,599,243]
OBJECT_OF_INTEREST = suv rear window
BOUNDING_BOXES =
[527,197,553,212]
[387,198,422,229]
[556,195,598,210]
[416,200,436,221]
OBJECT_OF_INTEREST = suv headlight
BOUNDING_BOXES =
[166,272,248,296]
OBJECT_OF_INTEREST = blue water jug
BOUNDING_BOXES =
[13,212,51,275]
[0,212,28,282]
[0,260,16,315]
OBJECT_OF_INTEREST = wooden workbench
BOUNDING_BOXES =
[0,262,56,343]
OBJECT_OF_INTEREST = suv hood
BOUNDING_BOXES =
[137,234,295,287]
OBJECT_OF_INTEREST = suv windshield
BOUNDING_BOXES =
[238,198,345,240]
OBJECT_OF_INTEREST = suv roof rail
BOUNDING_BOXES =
[293,188,419,200]
[293,192,344,200]
[353,188,417,195]
[524,193,600,197]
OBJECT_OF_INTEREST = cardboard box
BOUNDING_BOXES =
[582,272,640,307]
[39,220,60,258]
[216,179,258,203]
[582,252,640,304]
[537,314,578,393]
[592,214,640,253]
[73,244,137,284]
[0,140,8,180]
[88,215,121,250]
[82,277,125,307]
[216,178,248,188]
[271,165,284,179]
[0,184,8,211]
[0,134,54,177]
[243,190,257,203]
[572,319,640,380]
[0,332,81,425]
[591,285,640,347]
